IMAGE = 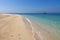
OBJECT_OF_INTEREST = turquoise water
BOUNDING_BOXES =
[22,14,60,40]
[23,14,60,29]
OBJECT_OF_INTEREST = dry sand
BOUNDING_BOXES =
[0,14,40,40]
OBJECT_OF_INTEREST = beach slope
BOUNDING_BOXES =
[0,14,40,40]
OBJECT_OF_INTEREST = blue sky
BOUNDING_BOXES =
[0,0,60,13]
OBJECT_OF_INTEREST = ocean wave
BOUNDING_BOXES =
[24,17,44,40]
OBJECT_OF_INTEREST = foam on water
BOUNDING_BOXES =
[25,17,44,40]
[22,14,60,40]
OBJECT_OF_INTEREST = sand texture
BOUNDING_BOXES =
[0,14,40,40]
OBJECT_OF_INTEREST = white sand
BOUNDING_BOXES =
[0,14,40,40]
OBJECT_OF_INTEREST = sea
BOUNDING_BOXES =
[12,13,60,40]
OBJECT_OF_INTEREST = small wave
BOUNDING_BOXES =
[25,17,31,24]
[36,32,44,40]
[25,17,35,40]
[25,17,44,40]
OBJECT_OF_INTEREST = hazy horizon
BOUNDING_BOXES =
[0,0,60,13]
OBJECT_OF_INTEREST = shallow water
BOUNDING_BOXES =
[21,14,60,40]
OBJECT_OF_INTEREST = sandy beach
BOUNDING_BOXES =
[0,14,40,40]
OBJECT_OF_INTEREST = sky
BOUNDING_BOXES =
[0,0,60,13]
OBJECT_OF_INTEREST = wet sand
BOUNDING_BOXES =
[0,14,40,40]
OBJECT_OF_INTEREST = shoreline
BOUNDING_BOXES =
[24,17,41,40]
[0,14,41,40]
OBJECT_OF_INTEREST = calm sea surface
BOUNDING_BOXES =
[18,13,60,40]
